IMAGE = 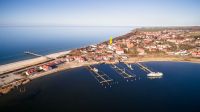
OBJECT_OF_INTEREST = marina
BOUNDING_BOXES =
[110,63,135,79]
[0,61,164,94]
[86,62,163,85]
[87,65,113,85]
[1,61,200,112]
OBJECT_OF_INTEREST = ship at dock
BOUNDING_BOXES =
[136,62,163,78]
[147,72,163,77]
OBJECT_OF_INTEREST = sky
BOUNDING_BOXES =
[0,0,200,26]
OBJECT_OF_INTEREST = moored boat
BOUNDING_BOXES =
[147,72,163,77]
[93,68,98,72]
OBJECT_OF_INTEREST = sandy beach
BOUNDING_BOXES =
[0,50,71,75]
[124,56,200,64]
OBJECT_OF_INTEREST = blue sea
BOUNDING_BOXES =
[0,26,132,65]
[1,27,200,112]
[0,62,200,112]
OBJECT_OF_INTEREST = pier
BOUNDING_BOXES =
[124,63,133,70]
[136,62,152,73]
[87,65,113,85]
[110,64,135,79]
[136,62,163,78]
[24,51,55,60]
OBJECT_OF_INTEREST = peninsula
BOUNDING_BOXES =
[1,26,200,94]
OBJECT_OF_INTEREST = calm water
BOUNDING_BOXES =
[0,26,132,65]
[1,62,200,112]
[1,27,200,112]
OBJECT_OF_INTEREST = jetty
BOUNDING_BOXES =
[87,65,113,85]
[136,62,163,78]
[136,62,152,73]
[110,64,135,79]
[24,51,55,60]
[124,63,133,70]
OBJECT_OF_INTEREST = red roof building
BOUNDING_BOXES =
[39,65,52,71]
[25,68,37,76]
[116,47,124,55]
[192,51,200,57]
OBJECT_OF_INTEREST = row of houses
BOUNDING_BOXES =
[191,51,200,57]
[114,29,200,57]
[25,60,65,76]
[166,49,200,57]
[59,29,200,63]
[65,55,87,63]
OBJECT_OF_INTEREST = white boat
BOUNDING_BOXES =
[147,72,163,77]
[93,68,98,72]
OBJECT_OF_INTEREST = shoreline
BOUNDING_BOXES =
[29,61,98,80]
[0,50,71,75]
[1,53,200,76]
[1,26,200,95]
[124,56,200,64]
[1,55,200,95]
[0,61,98,95]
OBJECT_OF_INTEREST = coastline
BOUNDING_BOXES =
[124,56,200,64]
[29,61,98,80]
[1,53,200,95]
[1,26,200,95]
[0,61,98,95]
[0,50,71,75]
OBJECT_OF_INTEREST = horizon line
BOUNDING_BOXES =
[0,25,200,28]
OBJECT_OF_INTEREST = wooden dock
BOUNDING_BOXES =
[136,62,152,73]
[110,64,135,79]
[124,63,133,70]
[87,65,113,85]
